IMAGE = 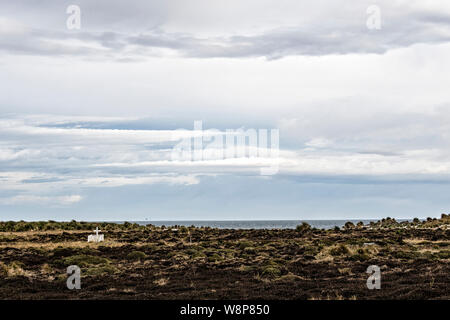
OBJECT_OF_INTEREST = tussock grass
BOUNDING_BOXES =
[154,277,169,286]
[0,261,34,278]
[315,243,380,262]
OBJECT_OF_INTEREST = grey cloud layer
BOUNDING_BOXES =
[1,1,450,59]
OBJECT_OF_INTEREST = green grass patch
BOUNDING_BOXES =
[126,250,147,261]
[60,254,110,267]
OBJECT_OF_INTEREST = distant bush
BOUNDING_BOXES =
[296,222,311,233]
[344,222,355,230]
[127,250,147,261]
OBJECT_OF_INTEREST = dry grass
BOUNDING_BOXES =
[275,273,307,281]
[253,273,271,283]
[338,267,353,275]
[0,230,87,235]
[154,277,169,286]
[40,263,53,274]
[309,293,357,300]
[0,240,125,250]
[40,263,56,281]
[0,261,34,278]
[315,243,380,262]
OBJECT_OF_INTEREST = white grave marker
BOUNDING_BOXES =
[88,227,104,242]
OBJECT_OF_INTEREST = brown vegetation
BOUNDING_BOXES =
[0,216,449,300]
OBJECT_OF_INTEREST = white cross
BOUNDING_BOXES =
[93,227,101,237]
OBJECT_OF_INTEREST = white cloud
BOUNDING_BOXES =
[0,17,29,35]
[2,114,450,186]
[0,194,82,206]
[305,138,332,148]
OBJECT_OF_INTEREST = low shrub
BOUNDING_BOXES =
[207,253,222,262]
[261,266,281,278]
[296,222,311,233]
[127,251,147,261]
[238,241,253,250]
[244,247,256,254]
[330,244,351,256]
[344,222,355,230]
[60,255,110,267]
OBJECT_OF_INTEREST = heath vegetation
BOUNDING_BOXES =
[0,215,448,299]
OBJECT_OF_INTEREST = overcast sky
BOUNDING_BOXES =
[1,1,450,221]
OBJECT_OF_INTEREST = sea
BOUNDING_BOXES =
[121,219,409,230]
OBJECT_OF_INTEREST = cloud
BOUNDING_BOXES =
[305,138,333,149]
[1,1,450,219]
[2,113,450,219]
[2,114,450,185]
[0,194,82,206]
[0,16,29,35]
[1,1,450,59]
[3,22,450,60]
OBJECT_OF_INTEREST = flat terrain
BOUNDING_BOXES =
[0,217,449,300]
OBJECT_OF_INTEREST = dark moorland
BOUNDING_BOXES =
[0,215,449,299]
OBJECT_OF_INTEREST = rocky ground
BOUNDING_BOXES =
[0,217,449,300]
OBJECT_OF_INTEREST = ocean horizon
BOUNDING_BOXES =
[110,219,414,230]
